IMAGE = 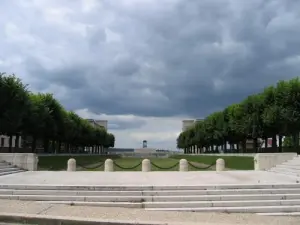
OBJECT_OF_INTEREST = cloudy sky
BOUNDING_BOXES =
[1,0,300,150]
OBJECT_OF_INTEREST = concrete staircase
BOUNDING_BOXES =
[269,156,300,177]
[0,161,25,176]
[1,184,300,215]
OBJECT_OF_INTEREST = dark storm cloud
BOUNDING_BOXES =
[27,62,90,90]
[1,0,300,118]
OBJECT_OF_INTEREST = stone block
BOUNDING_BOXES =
[216,158,225,172]
[142,159,151,172]
[105,159,114,172]
[179,159,188,172]
[67,158,76,172]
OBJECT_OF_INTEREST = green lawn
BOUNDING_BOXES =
[38,156,220,171]
[171,155,254,170]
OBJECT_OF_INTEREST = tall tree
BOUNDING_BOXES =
[0,72,115,154]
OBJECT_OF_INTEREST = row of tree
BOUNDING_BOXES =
[0,73,115,153]
[177,78,300,153]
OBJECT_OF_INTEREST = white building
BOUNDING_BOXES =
[182,119,204,131]
[86,119,108,130]
[0,135,21,148]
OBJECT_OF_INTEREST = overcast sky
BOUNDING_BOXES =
[1,0,300,149]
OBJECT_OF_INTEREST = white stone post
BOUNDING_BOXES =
[179,159,188,172]
[142,159,151,172]
[105,159,114,172]
[216,158,225,172]
[67,158,76,172]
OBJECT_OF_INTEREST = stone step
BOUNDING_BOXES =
[1,193,300,202]
[40,199,300,208]
[257,212,300,216]
[0,164,12,169]
[1,188,300,196]
[146,199,300,208]
[270,167,299,174]
[277,162,300,167]
[0,170,24,177]
[281,162,300,166]
[269,167,299,173]
[268,172,299,178]
[145,205,300,213]
[269,168,300,177]
[1,183,300,191]
[279,165,300,169]
[0,167,20,172]
[281,164,300,167]
[39,201,143,208]
[276,165,300,170]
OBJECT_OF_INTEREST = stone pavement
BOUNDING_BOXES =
[0,200,299,225]
[0,171,300,224]
[0,170,299,186]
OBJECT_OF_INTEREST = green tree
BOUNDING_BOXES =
[177,77,300,154]
[283,136,293,147]
[0,72,115,154]
[0,73,30,152]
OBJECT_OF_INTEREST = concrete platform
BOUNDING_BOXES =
[0,171,299,186]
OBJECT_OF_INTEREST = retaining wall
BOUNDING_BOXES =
[254,153,297,171]
[0,153,38,171]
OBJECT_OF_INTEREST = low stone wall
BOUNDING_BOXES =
[0,153,38,171]
[254,153,297,171]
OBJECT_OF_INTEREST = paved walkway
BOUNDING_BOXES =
[0,171,299,186]
[0,200,299,225]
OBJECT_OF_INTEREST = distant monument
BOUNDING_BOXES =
[143,140,147,148]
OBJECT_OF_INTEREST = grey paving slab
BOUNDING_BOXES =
[0,200,300,225]
[0,171,298,186]
[0,200,54,214]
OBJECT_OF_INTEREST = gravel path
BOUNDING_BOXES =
[0,200,299,225]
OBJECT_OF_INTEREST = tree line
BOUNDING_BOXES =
[177,78,300,154]
[0,73,115,153]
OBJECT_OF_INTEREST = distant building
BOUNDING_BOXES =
[182,119,204,131]
[86,119,108,130]
[0,135,21,148]
[134,148,158,154]
[107,148,135,154]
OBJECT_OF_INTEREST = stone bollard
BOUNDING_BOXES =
[105,159,114,172]
[216,158,225,172]
[179,159,188,172]
[67,158,76,172]
[142,159,151,172]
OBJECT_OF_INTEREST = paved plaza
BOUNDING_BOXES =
[0,170,298,186]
